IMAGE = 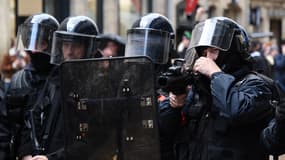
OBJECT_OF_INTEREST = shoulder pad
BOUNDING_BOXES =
[10,70,29,89]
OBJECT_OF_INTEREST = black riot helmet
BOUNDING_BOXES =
[51,16,99,65]
[185,17,252,73]
[125,13,175,64]
[16,13,59,56]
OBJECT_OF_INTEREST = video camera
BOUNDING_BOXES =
[157,59,199,95]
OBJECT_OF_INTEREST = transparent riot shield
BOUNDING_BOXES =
[60,57,160,160]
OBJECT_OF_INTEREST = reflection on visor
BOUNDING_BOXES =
[29,24,39,49]
[199,20,217,46]
[16,23,52,54]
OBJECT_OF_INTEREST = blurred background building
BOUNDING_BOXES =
[0,0,285,61]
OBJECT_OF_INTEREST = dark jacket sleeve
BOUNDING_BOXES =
[17,117,33,158]
[261,118,285,155]
[158,97,182,160]
[159,97,182,136]
[158,91,195,160]
[0,108,11,160]
[211,72,274,124]
[0,84,11,160]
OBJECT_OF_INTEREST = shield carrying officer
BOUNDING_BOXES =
[19,16,99,160]
[124,13,178,160]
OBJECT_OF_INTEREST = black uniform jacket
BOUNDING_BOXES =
[159,71,276,160]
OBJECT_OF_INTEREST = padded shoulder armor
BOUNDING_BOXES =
[10,70,30,90]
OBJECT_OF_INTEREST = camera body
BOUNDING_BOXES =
[157,64,198,95]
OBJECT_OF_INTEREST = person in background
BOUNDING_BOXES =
[177,31,191,58]
[0,38,30,91]
[95,33,126,68]
[249,40,271,77]
[97,33,125,58]
[273,40,285,95]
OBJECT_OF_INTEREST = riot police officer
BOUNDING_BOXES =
[51,16,99,65]
[96,33,126,58]
[125,12,175,74]
[124,13,177,160]
[159,17,279,160]
[21,16,99,160]
[124,13,176,98]
[5,13,59,160]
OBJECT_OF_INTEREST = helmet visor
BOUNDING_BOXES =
[51,31,97,65]
[189,19,235,51]
[125,28,171,64]
[16,23,56,55]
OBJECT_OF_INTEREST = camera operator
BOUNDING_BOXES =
[124,13,176,160]
[159,17,279,160]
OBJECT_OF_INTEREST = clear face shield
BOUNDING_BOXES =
[125,28,171,64]
[16,23,55,55]
[183,48,199,71]
[184,19,236,71]
[189,18,235,51]
[50,31,97,65]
